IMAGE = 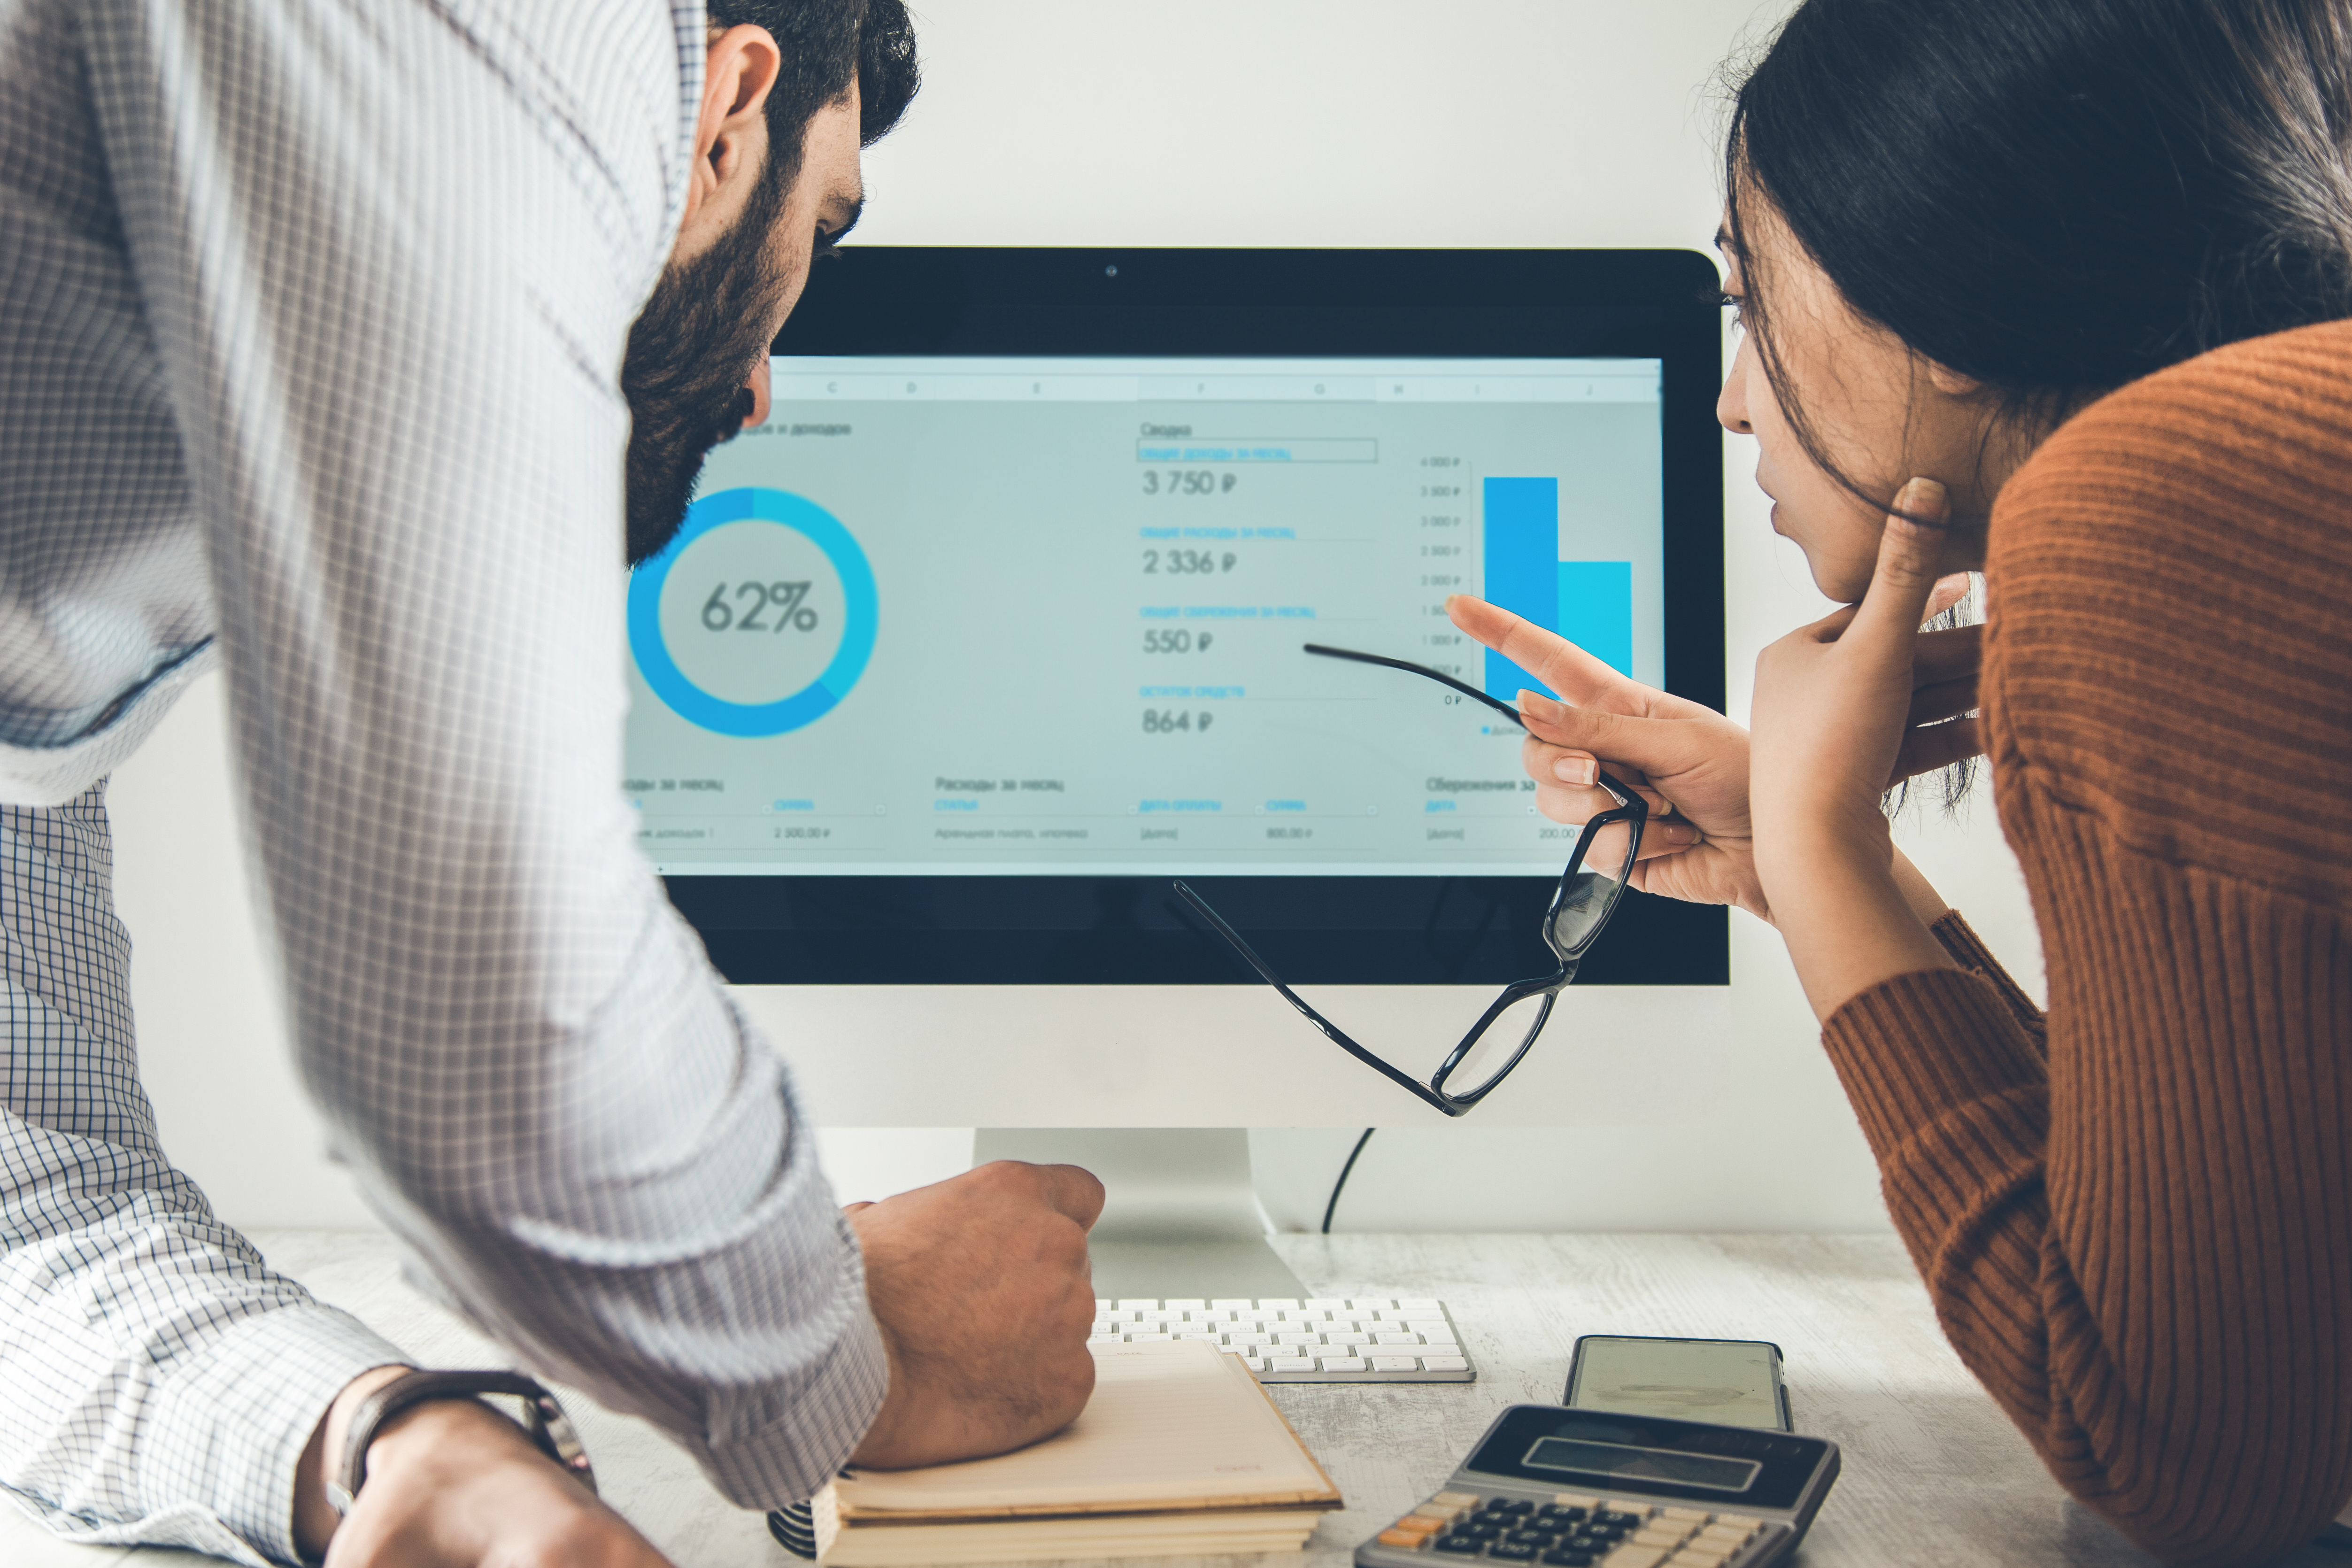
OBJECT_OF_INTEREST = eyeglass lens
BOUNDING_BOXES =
[1549,816,1641,958]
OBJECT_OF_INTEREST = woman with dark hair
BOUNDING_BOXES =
[1452,0,2352,1559]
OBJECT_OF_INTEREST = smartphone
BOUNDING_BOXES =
[1563,1335,1794,1431]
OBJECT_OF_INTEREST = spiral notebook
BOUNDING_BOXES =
[778,1339,1342,1565]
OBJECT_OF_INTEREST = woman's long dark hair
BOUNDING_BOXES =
[1730,0,2352,487]
[1727,0,2352,809]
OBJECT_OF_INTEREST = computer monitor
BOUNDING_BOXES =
[627,248,1728,1294]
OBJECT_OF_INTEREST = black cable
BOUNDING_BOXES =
[1321,1128,1377,1234]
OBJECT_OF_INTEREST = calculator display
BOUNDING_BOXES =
[1522,1436,1760,1493]
[1465,1407,1832,1514]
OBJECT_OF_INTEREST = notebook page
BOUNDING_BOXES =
[835,1341,1334,1512]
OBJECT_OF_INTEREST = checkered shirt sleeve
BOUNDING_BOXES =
[0,1,889,1560]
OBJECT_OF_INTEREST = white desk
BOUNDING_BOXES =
[5,1230,2335,1568]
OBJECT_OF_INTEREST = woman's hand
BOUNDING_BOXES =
[1450,594,1768,917]
[1749,479,1960,1016]
[1450,566,1979,928]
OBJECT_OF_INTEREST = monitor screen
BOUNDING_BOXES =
[638,247,1725,986]
[624,353,1664,879]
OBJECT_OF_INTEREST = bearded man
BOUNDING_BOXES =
[0,5,1101,1565]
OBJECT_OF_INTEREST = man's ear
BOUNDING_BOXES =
[680,25,783,234]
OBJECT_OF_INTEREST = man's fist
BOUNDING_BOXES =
[846,1160,1103,1469]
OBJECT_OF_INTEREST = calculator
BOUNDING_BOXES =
[1354,1405,1839,1568]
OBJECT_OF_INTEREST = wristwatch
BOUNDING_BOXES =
[329,1368,597,1514]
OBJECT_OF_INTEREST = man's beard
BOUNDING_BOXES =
[619,155,792,568]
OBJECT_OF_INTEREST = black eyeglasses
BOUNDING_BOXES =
[1174,643,1646,1117]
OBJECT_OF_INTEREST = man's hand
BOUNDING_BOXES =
[322,1391,671,1568]
[846,1160,1104,1470]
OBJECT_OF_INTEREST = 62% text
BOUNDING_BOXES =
[702,581,818,633]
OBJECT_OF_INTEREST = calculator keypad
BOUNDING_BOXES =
[1371,1491,1771,1568]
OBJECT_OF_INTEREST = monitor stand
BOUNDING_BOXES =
[972,1128,1308,1301]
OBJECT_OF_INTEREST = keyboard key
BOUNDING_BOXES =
[1490,1544,1537,1561]
[1177,1330,1223,1342]
[1540,1553,1594,1567]
[1497,1502,1535,1517]
[1711,1517,1760,1532]
[1127,1331,1172,1343]
[1227,1332,1272,1347]
[1242,1357,1268,1371]
[1258,1298,1300,1310]
[1659,1509,1709,1524]
[1397,1298,1442,1311]
[1434,1536,1483,1555]
[1326,1331,1372,1345]
[1370,1355,1420,1372]
[1164,1298,1205,1310]
[1376,1331,1422,1344]
[1268,1356,1316,1372]
[1550,1495,1601,1511]
[1421,1355,1470,1371]
[1347,1297,1395,1310]
[1116,1299,1157,1310]
[1538,1505,1588,1523]
[1305,1297,1348,1308]
[1319,1357,1370,1372]
[1379,1529,1430,1549]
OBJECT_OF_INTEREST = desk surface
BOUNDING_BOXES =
[5,1229,2334,1568]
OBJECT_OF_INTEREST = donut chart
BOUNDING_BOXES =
[627,487,877,736]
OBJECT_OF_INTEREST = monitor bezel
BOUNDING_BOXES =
[662,247,1729,986]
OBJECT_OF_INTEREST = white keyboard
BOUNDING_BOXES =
[1091,1296,1475,1383]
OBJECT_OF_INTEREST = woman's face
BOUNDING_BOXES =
[1716,197,2005,602]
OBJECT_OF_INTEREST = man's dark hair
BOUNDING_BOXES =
[620,0,919,566]
[711,0,921,190]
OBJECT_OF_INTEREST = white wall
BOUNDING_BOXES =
[107,0,2044,1235]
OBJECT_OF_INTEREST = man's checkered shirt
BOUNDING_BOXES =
[0,3,887,1561]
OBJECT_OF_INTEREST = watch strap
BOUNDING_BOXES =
[330,1368,596,1514]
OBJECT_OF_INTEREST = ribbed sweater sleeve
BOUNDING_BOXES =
[1818,321,2352,1567]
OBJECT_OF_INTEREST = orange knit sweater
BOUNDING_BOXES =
[1820,319,2352,1565]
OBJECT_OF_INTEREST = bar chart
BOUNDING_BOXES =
[1481,477,1634,701]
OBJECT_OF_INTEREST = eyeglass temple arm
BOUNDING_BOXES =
[1172,881,1460,1116]
[1302,643,1643,806]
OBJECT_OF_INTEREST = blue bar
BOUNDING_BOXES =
[1558,561,1634,677]
[1482,477,1559,700]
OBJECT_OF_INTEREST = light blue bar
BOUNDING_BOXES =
[1558,561,1634,677]
[1482,477,1559,701]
